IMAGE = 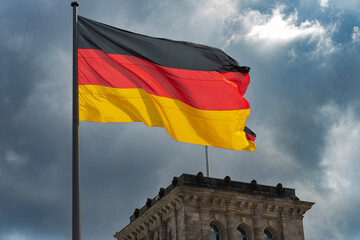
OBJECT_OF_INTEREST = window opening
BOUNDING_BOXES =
[264,229,274,240]
[237,226,248,240]
[210,223,221,240]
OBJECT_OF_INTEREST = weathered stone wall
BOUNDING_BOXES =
[113,173,313,240]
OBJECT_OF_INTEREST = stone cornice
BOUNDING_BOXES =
[179,186,314,218]
[113,173,314,239]
[114,187,182,239]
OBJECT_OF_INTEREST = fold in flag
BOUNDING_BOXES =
[77,16,256,151]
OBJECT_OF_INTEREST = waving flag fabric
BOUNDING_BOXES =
[77,16,256,151]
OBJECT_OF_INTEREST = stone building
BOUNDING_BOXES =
[113,173,314,240]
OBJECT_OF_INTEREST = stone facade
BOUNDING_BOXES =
[114,173,314,240]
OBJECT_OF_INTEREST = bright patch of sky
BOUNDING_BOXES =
[352,26,360,42]
[320,0,329,8]
[5,150,27,167]
[225,5,336,55]
[246,7,324,43]
[0,232,66,240]
[196,0,236,20]
[301,102,360,239]
[319,102,360,191]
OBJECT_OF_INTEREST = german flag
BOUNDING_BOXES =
[77,16,256,151]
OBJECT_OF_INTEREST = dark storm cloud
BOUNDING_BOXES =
[0,1,208,238]
[1,1,360,240]
[78,123,207,239]
[0,1,74,239]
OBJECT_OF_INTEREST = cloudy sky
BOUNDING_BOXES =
[1,0,360,239]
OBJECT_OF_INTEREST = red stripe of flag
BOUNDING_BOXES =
[79,49,250,111]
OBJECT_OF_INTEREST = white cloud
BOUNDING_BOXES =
[246,7,324,43]
[0,232,27,240]
[186,0,238,43]
[194,0,236,20]
[120,0,239,46]
[225,5,335,55]
[352,26,360,43]
[5,150,26,167]
[302,102,360,239]
[332,0,360,13]
[320,0,329,8]
[319,103,360,191]
[0,232,66,240]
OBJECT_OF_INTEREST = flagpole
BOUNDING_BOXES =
[71,2,80,240]
[205,146,210,177]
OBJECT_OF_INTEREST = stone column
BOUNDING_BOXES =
[159,222,167,240]
[253,217,263,240]
[279,210,286,240]
[199,206,210,240]
[281,217,305,240]
[226,214,236,240]
[146,231,154,240]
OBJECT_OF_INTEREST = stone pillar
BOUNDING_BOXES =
[253,217,263,240]
[175,204,187,240]
[279,210,286,240]
[226,214,236,240]
[199,206,210,240]
[281,217,305,240]
[159,222,167,240]
[146,231,154,240]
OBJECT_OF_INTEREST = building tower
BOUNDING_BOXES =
[113,172,314,240]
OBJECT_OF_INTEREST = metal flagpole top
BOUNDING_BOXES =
[71,2,79,7]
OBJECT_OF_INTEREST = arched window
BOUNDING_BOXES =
[210,223,221,240]
[264,229,274,240]
[237,226,248,240]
